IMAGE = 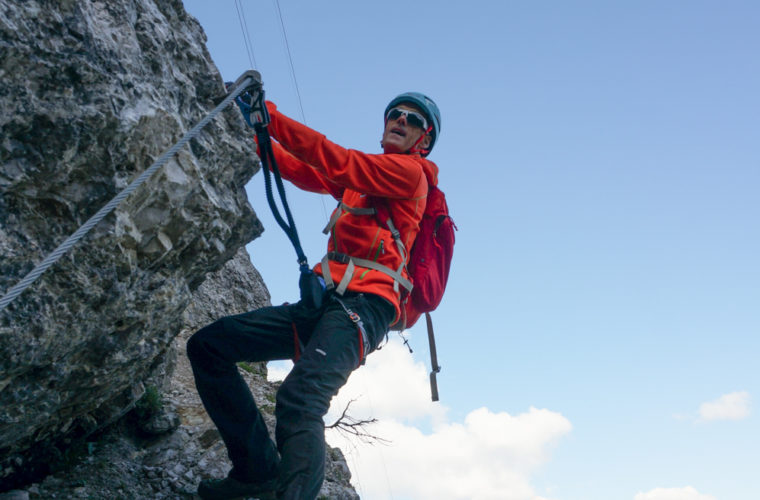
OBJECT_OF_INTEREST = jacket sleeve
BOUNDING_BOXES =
[266,101,428,200]
[269,141,344,199]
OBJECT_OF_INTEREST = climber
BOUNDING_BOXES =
[187,90,441,500]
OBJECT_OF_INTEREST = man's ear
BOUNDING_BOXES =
[420,133,432,149]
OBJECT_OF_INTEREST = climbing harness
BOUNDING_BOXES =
[320,202,413,297]
[228,78,325,310]
[331,294,371,366]
[0,70,264,312]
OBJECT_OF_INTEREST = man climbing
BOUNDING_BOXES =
[187,90,442,500]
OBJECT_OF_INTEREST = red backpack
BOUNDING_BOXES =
[375,186,456,401]
[385,185,455,329]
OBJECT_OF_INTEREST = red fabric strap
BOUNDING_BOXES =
[292,322,301,362]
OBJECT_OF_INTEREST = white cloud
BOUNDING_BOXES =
[325,339,572,500]
[326,340,448,425]
[634,486,716,500]
[266,359,293,382]
[698,391,750,421]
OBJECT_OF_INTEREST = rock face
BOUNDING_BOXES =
[0,0,359,497]
[0,248,358,499]
[1,0,259,476]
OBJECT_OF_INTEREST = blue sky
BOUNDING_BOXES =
[182,2,759,499]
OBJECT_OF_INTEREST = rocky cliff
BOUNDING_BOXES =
[0,0,358,498]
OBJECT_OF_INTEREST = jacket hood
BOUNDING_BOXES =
[421,157,439,188]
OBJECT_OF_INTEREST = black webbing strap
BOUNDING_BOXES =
[252,109,308,269]
[239,86,324,309]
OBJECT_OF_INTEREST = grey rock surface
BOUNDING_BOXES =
[1,0,260,480]
[0,0,359,497]
[1,0,260,457]
[2,248,358,499]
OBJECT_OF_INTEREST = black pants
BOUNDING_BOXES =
[187,291,394,500]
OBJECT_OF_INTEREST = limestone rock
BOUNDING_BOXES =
[2,248,359,499]
[0,0,359,497]
[1,0,261,481]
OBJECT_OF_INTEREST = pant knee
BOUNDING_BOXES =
[186,320,224,365]
[276,372,335,425]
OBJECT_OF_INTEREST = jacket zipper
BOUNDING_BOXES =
[360,239,384,279]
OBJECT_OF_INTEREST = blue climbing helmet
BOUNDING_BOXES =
[385,92,441,156]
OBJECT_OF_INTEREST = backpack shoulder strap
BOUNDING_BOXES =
[370,196,409,275]
[426,312,441,402]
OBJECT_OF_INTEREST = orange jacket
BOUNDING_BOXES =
[264,101,439,321]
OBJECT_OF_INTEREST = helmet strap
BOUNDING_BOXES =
[408,125,433,156]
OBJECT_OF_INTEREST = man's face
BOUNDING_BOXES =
[381,104,432,155]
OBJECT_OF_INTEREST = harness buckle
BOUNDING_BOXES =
[327,251,351,264]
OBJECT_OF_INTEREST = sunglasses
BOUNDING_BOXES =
[386,107,429,130]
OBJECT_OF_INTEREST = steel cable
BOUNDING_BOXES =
[0,76,256,311]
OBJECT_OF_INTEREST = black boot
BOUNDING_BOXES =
[197,475,277,500]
